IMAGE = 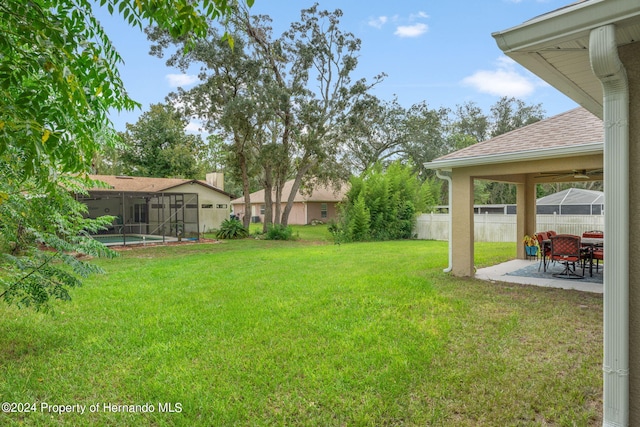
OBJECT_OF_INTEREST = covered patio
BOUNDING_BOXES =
[427,1,640,424]
[425,107,604,277]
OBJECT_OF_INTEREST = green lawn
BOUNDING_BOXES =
[0,230,603,426]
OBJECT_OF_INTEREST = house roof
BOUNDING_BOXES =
[426,107,603,170]
[231,180,348,205]
[88,175,233,197]
[492,0,640,118]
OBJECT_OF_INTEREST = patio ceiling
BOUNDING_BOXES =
[492,0,640,119]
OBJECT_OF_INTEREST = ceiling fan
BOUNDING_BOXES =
[537,169,603,180]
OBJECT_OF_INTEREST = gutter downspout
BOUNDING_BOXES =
[590,24,630,427]
[435,169,453,273]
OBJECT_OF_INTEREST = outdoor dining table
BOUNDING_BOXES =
[538,236,604,276]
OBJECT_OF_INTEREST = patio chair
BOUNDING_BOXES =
[549,234,584,279]
[536,231,552,271]
[591,247,604,274]
[582,230,604,238]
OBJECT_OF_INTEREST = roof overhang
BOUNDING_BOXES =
[424,141,602,171]
[492,0,640,119]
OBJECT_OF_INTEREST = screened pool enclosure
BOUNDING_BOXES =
[78,190,200,245]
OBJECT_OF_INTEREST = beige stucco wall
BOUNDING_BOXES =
[169,183,231,233]
[306,202,338,223]
[620,41,640,425]
[235,202,340,225]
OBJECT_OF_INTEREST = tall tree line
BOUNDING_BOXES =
[108,5,597,218]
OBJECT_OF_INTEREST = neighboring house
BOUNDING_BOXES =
[231,180,348,225]
[426,1,640,424]
[81,173,233,237]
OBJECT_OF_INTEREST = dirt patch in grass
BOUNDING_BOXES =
[107,238,221,251]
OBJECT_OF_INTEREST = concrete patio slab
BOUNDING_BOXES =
[476,259,603,294]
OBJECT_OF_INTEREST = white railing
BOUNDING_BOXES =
[415,213,604,242]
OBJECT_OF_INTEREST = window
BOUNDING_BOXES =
[260,204,265,215]
[321,203,328,218]
[216,204,228,209]
[201,204,213,209]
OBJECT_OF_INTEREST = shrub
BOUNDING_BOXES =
[337,161,429,242]
[265,224,294,241]
[215,219,249,239]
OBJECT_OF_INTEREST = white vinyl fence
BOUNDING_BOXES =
[415,213,604,242]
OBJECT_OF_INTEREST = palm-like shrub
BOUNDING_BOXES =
[215,219,249,239]
[265,224,294,241]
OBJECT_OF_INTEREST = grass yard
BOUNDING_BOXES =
[0,227,603,426]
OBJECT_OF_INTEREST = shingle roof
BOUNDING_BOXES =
[88,175,232,197]
[434,107,603,162]
[231,180,348,204]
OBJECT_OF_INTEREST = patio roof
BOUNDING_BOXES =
[426,107,603,170]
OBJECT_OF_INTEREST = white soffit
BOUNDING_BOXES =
[492,0,640,119]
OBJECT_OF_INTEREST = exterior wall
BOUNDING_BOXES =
[234,201,340,225]
[620,42,640,425]
[169,183,231,233]
[85,197,121,222]
[306,202,338,223]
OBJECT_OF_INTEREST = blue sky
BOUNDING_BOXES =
[98,0,579,133]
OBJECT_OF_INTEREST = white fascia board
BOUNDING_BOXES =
[492,0,640,53]
[424,142,602,171]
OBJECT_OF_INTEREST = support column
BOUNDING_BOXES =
[620,42,640,426]
[591,25,630,427]
[516,176,537,259]
[451,170,474,276]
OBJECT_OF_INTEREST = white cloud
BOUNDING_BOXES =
[166,73,199,88]
[185,120,209,136]
[461,56,544,97]
[394,23,429,38]
[368,16,388,29]
[410,11,430,20]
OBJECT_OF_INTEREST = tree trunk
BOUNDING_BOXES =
[239,152,251,229]
[281,161,315,226]
[274,177,284,226]
[262,165,274,233]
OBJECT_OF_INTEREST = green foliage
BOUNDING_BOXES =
[337,162,433,242]
[0,0,243,311]
[0,0,238,184]
[0,172,117,311]
[119,103,203,178]
[347,194,371,241]
[215,219,249,239]
[264,224,295,241]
